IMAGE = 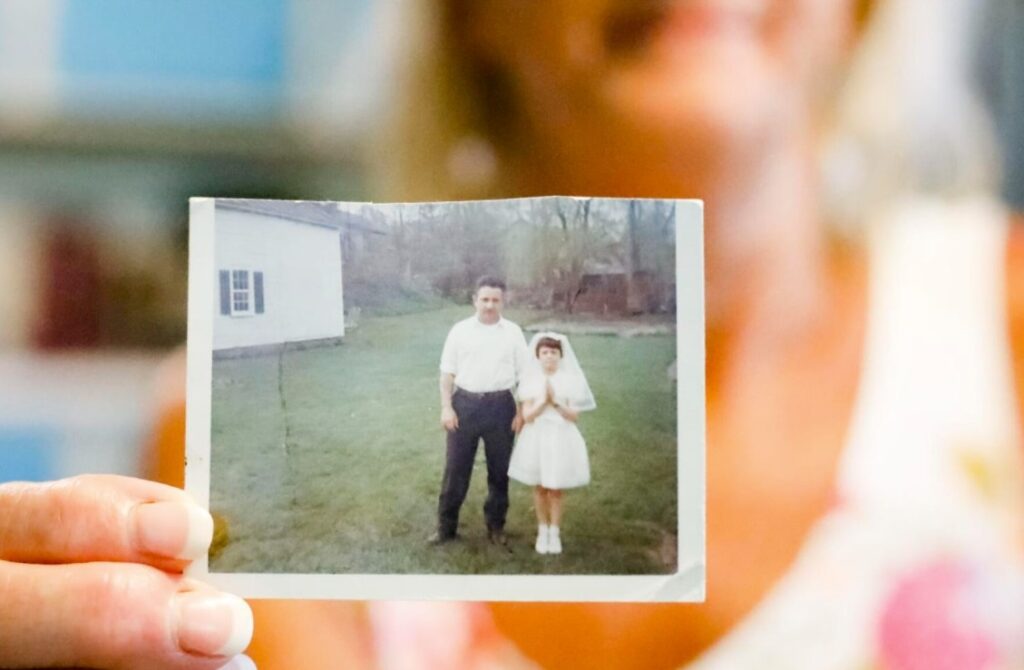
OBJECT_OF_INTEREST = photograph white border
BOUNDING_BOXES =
[185,196,705,602]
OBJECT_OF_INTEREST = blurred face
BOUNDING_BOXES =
[466,1,861,665]
[473,286,504,323]
[537,345,562,372]
[466,0,855,195]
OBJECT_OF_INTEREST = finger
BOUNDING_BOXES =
[0,475,213,569]
[219,655,257,670]
[0,560,252,670]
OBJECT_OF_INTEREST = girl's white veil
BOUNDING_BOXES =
[522,331,597,412]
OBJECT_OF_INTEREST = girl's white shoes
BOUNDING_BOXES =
[548,526,562,554]
[535,524,550,554]
[536,525,562,555]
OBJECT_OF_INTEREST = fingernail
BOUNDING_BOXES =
[133,501,213,560]
[173,591,253,657]
[218,654,257,670]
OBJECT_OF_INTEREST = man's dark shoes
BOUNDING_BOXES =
[427,531,458,546]
[487,528,512,552]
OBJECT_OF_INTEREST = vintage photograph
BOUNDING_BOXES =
[187,196,704,601]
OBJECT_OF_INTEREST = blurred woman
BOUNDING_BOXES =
[147,0,1024,668]
[375,0,1024,667]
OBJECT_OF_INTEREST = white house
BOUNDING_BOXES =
[213,199,353,355]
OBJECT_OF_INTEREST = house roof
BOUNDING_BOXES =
[216,199,386,235]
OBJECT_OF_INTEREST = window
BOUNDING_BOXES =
[231,270,251,315]
[219,269,265,317]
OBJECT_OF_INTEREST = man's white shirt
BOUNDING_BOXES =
[439,316,530,393]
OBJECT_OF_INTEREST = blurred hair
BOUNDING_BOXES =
[371,0,496,201]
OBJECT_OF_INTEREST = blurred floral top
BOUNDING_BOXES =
[366,196,1024,670]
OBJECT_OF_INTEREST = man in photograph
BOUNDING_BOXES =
[433,276,529,548]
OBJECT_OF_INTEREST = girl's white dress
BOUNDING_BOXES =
[508,369,591,489]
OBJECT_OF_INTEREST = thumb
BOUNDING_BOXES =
[0,560,252,670]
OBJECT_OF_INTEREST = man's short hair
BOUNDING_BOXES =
[475,276,507,293]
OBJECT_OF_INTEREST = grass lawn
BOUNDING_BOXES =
[209,306,678,575]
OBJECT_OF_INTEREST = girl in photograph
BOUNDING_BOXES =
[508,332,596,555]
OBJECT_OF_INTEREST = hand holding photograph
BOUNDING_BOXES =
[185,196,704,601]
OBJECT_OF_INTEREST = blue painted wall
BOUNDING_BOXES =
[59,0,287,118]
[0,427,59,483]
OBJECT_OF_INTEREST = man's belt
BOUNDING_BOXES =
[454,387,513,400]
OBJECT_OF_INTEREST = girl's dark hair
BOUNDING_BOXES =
[535,336,563,357]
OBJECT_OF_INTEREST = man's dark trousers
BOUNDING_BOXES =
[437,388,517,538]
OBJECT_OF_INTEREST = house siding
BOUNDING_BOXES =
[213,208,344,350]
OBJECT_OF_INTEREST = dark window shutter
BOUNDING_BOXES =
[254,271,264,314]
[219,271,230,315]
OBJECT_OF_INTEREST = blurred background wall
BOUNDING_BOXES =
[0,0,1020,484]
[0,0,396,482]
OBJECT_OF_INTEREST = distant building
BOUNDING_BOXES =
[572,260,666,316]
